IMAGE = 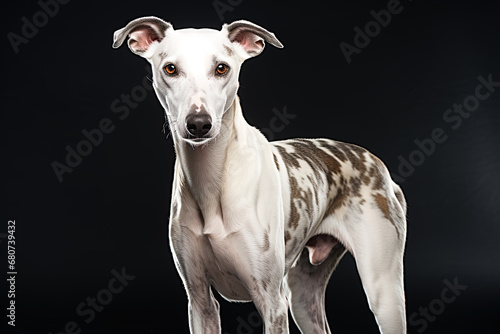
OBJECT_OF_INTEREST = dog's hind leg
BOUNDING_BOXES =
[349,191,407,334]
[286,238,347,334]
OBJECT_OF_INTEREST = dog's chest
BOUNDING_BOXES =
[201,231,255,301]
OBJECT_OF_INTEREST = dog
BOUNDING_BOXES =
[113,16,407,334]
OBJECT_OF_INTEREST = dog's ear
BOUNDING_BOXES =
[113,16,172,58]
[224,20,283,60]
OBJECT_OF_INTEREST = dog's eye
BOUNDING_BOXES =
[164,64,177,75]
[215,64,229,75]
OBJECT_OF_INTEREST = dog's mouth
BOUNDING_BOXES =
[182,136,214,146]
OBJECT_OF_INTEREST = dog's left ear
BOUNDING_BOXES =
[112,16,172,58]
[224,20,284,60]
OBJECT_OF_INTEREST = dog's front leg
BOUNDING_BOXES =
[170,218,221,333]
[248,255,289,334]
[171,242,221,334]
[187,282,221,334]
[256,290,289,334]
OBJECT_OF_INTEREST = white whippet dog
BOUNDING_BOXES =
[113,16,407,334]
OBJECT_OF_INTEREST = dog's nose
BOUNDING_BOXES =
[186,113,212,138]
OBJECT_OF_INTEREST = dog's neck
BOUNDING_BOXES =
[173,96,253,219]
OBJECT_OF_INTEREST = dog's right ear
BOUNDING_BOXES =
[112,16,172,58]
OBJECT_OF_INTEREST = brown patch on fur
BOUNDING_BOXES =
[275,143,325,229]
[324,141,386,197]
[394,188,404,205]
[276,140,381,233]
[288,176,301,229]
[273,153,280,171]
[319,140,347,162]
[262,232,270,252]
[276,146,300,168]
[273,313,286,333]
[223,44,233,56]
[290,140,343,177]
[284,231,291,244]
[362,173,371,186]
[373,193,391,222]
[369,155,386,190]
[350,176,362,197]
[261,277,269,291]
[373,193,401,236]
[336,142,366,173]
[327,176,349,215]
[286,176,315,229]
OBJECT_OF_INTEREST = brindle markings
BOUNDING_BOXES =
[288,176,302,229]
[318,141,386,222]
[373,193,391,222]
[280,140,345,218]
[272,153,280,171]
[272,313,286,334]
[394,187,404,207]
[336,141,367,174]
[326,175,349,216]
[275,145,300,168]
[277,139,402,247]
[276,140,343,229]
[275,146,301,229]
[307,175,320,206]
[284,230,291,244]
[303,225,308,239]
[291,139,343,179]
[286,140,346,222]
[318,140,368,212]
[262,231,270,252]
[321,139,388,191]
[323,140,401,236]
[368,155,387,190]
[350,176,362,197]
[288,176,314,228]
[318,139,347,162]
[275,145,310,226]
[372,192,400,236]
[261,276,270,292]
[250,275,266,304]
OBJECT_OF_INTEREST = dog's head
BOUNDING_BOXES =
[113,17,283,146]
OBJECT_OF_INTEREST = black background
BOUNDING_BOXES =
[2,0,499,333]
